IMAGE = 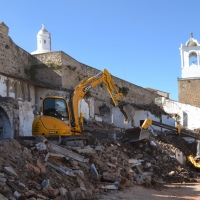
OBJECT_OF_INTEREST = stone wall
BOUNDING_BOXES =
[0,22,162,137]
[34,51,159,105]
[0,22,42,79]
[0,21,164,107]
[32,52,63,86]
[178,78,200,107]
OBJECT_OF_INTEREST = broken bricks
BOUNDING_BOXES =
[101,172,121,182]
[0,126,199,200]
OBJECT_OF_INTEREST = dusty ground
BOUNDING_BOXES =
[99,182,200,200]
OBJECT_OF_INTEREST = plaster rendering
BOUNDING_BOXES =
[18,101,34,136]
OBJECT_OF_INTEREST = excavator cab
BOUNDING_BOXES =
[32,96,74,137]
[43,97,69,122]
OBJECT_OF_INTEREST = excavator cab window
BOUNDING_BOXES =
[43,98,69,120]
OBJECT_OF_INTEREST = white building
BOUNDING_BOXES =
[31,24,51,55]
[180,32,200,78]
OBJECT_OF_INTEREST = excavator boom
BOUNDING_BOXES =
[69,69,125,133]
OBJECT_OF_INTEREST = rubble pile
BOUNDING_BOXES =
[0,129,199,200]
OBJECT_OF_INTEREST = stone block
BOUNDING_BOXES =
[4,167,18,177]
[90,164,99,179]
[102,172,121,182]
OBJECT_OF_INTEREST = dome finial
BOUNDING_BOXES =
[190,31,193,38]
[42,24,45,29]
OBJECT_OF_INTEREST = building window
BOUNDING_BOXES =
[44,40,46,44]
[189,52,197,66]
[40,40,41,44]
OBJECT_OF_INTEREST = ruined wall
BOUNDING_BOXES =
[0,21,160,107]
[34,51,159,105]
[155,97,200,130]
[0,22,42,79]
[0,74,35,103]
[34,87,68,113]
[0,22,163,138]
[18,101,34,136]
[178,78,200,108]
[32,52,62,86]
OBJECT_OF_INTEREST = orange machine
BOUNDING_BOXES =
[32,69,125,138]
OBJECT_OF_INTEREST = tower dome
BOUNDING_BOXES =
[31,24,51,55]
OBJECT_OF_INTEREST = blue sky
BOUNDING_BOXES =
[1,0,199,101]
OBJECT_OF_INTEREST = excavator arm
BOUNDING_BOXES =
[69,69,125,133]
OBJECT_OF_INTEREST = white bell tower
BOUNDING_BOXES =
[180,32,200,78]
[31,24,51,55]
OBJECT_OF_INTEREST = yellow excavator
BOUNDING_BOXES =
[32,69,127,141]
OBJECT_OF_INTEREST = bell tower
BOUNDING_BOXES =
[179,32,200,78]
[178,32,200,107]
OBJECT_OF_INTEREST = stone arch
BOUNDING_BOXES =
[0,106,12,140]
[189,52,198,66]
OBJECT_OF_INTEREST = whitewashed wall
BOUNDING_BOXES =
[0,76,7,97]
[18,101,34,136]
[112,106,132,129]
[155,97,200,130]
[134,110,161,131]
[79,99,89,120]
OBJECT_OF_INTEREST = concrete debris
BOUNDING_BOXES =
[150,140,157,147]
[77,178,87,191]
[46,162,76,177]
[4,167,18,177]
[49,142,89,162]
[0,121,200,199]
[101,172,121,182]
[45,152,65,162]
[76,147,95,154]
[99,183,118,190]
[128,158,143,166]
[0,178,7,183]
[35,142,47,152]
[90,164,99,179]
[135,174,144,184]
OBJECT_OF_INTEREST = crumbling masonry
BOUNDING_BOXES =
[0,21,160,139]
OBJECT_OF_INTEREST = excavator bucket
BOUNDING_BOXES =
[121,127,150,142]
[118,105,129,124]
[118,103,133,124]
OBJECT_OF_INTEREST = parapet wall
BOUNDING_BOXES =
[0,22,41,78]
[34,51,159,104]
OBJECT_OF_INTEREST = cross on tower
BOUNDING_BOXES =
[190,31,193,38]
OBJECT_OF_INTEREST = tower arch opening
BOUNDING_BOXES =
[0,106,12,140]
[189,52,197,66]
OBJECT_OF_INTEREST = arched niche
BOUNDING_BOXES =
[189,52,198,66]
[0,106,12,140]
